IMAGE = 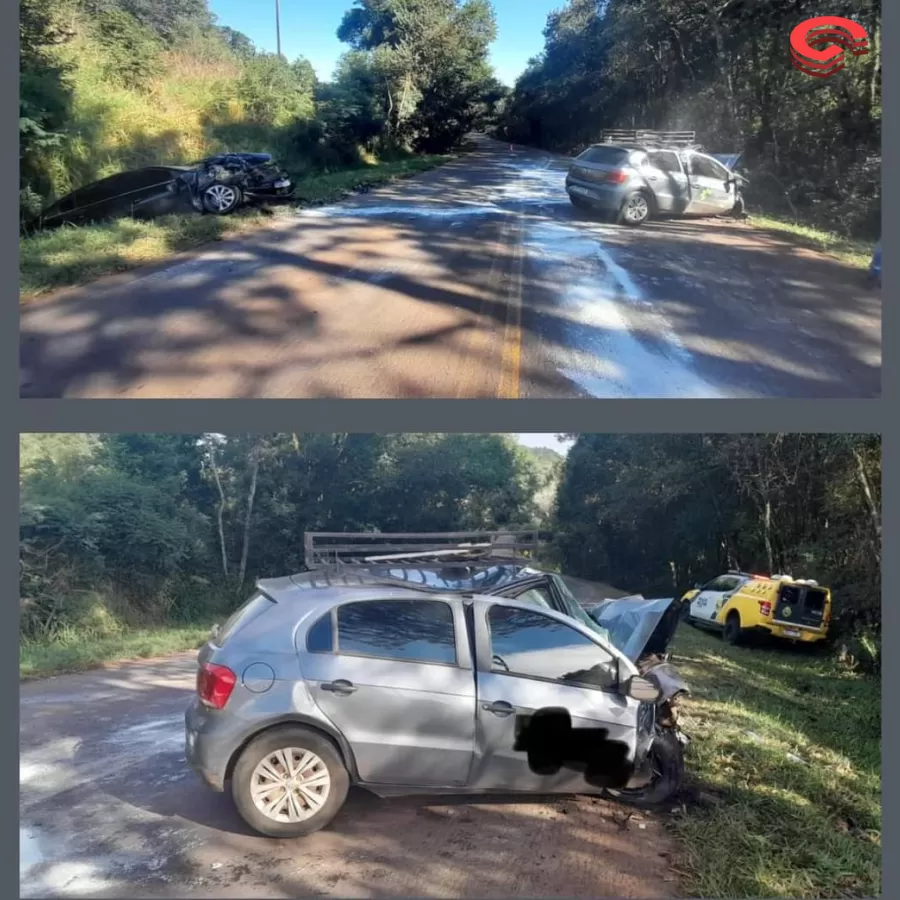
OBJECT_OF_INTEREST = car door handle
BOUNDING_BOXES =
[482,700,515,717]
[321,680,357,696]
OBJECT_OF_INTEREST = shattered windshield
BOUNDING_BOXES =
[551,575,611,642]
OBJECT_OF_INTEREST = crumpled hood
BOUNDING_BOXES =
[586,596,682,663]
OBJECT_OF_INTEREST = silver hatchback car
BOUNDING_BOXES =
[185,557,689,838]
[565,132,745,226]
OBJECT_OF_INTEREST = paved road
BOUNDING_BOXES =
[20,655,679,899]
[20,137,881,398]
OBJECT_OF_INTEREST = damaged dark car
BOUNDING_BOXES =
[185,532,690,837]
[34,152,295,230]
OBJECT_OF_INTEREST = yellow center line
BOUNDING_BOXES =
[454,212,511,399]
[497,211,524,399]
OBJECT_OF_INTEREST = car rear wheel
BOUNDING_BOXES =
[618,191,651,226]
[232,725,350,838]
[723,612,743,645]
[202,183,242,215]
[605,730,684,808]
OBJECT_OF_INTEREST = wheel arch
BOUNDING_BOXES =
[225,714,360,785]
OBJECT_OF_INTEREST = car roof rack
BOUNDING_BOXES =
[304,531,546,569]
[600,129,699,151]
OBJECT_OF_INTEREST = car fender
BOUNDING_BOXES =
[224,712,362,785]
[642,662,689,705]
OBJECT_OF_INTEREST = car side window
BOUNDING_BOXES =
[488,606,616,690]
[306,611,334,653]
[334,599,457,665]
[689,155,728,180]
[648,150,682,173]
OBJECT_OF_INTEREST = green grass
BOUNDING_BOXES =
[20,154,453,299]
[669,624,881,898]
[20,621,214,680]
[747,213,874,269]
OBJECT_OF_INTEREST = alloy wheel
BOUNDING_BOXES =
[250,748,332,823]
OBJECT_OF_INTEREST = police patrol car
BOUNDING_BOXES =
[681,571,831,646]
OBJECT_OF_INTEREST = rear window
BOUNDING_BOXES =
[577,146,629,166]
[336,599,457,665]
[216,592,274,645]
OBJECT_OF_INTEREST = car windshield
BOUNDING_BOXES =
[552,576,611,641]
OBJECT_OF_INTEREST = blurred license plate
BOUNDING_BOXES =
[274,179,291,189]
[785,628,801,638]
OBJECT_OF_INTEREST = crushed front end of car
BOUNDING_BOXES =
[587,595,691,803]
[174,153,295,215]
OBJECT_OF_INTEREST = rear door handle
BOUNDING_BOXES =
[482,700,515,717]
[321,680,357,696]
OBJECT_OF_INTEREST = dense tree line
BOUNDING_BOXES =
[19,434,546,640]
[20,0,506,221]
[555,434,881,638]
[20,433,879,651]
[500,0,881,238]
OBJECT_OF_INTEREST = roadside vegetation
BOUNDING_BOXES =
[670,625,881,898]
[499,0,881,245]
[19,433,555,677]
[556,434,881,669]
[20,0,507,295]
[19,154,452,297]
[20,621,212,680]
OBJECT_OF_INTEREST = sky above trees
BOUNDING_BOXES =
[207,0,559,85]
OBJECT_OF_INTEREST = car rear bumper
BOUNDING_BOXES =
[565,178,625,211]
[752,623,827,642]
[185,696,242,792]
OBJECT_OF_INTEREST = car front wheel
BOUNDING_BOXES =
[202,183,243,215]
[231,725,350,838]
[605,730,684,808]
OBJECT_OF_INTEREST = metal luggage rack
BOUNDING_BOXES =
[600,129,700,151]
[304,531,547,569]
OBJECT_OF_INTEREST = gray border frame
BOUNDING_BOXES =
[9,0,891,895]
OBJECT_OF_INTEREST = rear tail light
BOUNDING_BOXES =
[605,170,628,184]
[197,662,236,709]
[758,600,772,617]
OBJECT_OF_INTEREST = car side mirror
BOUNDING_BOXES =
[621,675,663,703]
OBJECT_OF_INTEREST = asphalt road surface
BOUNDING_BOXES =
[20,655,679,899]
[19,136,881,398]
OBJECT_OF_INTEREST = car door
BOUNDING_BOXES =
[685,153,736,215]
[690,576,729,622]
[644,150,690,213]
[691,576,742,623]
[298,596,476,787]
[468,598,638,794]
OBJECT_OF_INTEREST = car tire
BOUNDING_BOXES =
[723,612,743,645]
[231,725,350,838]
[605,730,684,808]
[617,191,652,226]
[202,183,243,215]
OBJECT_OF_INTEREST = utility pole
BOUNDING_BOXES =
[275,0,282,58]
